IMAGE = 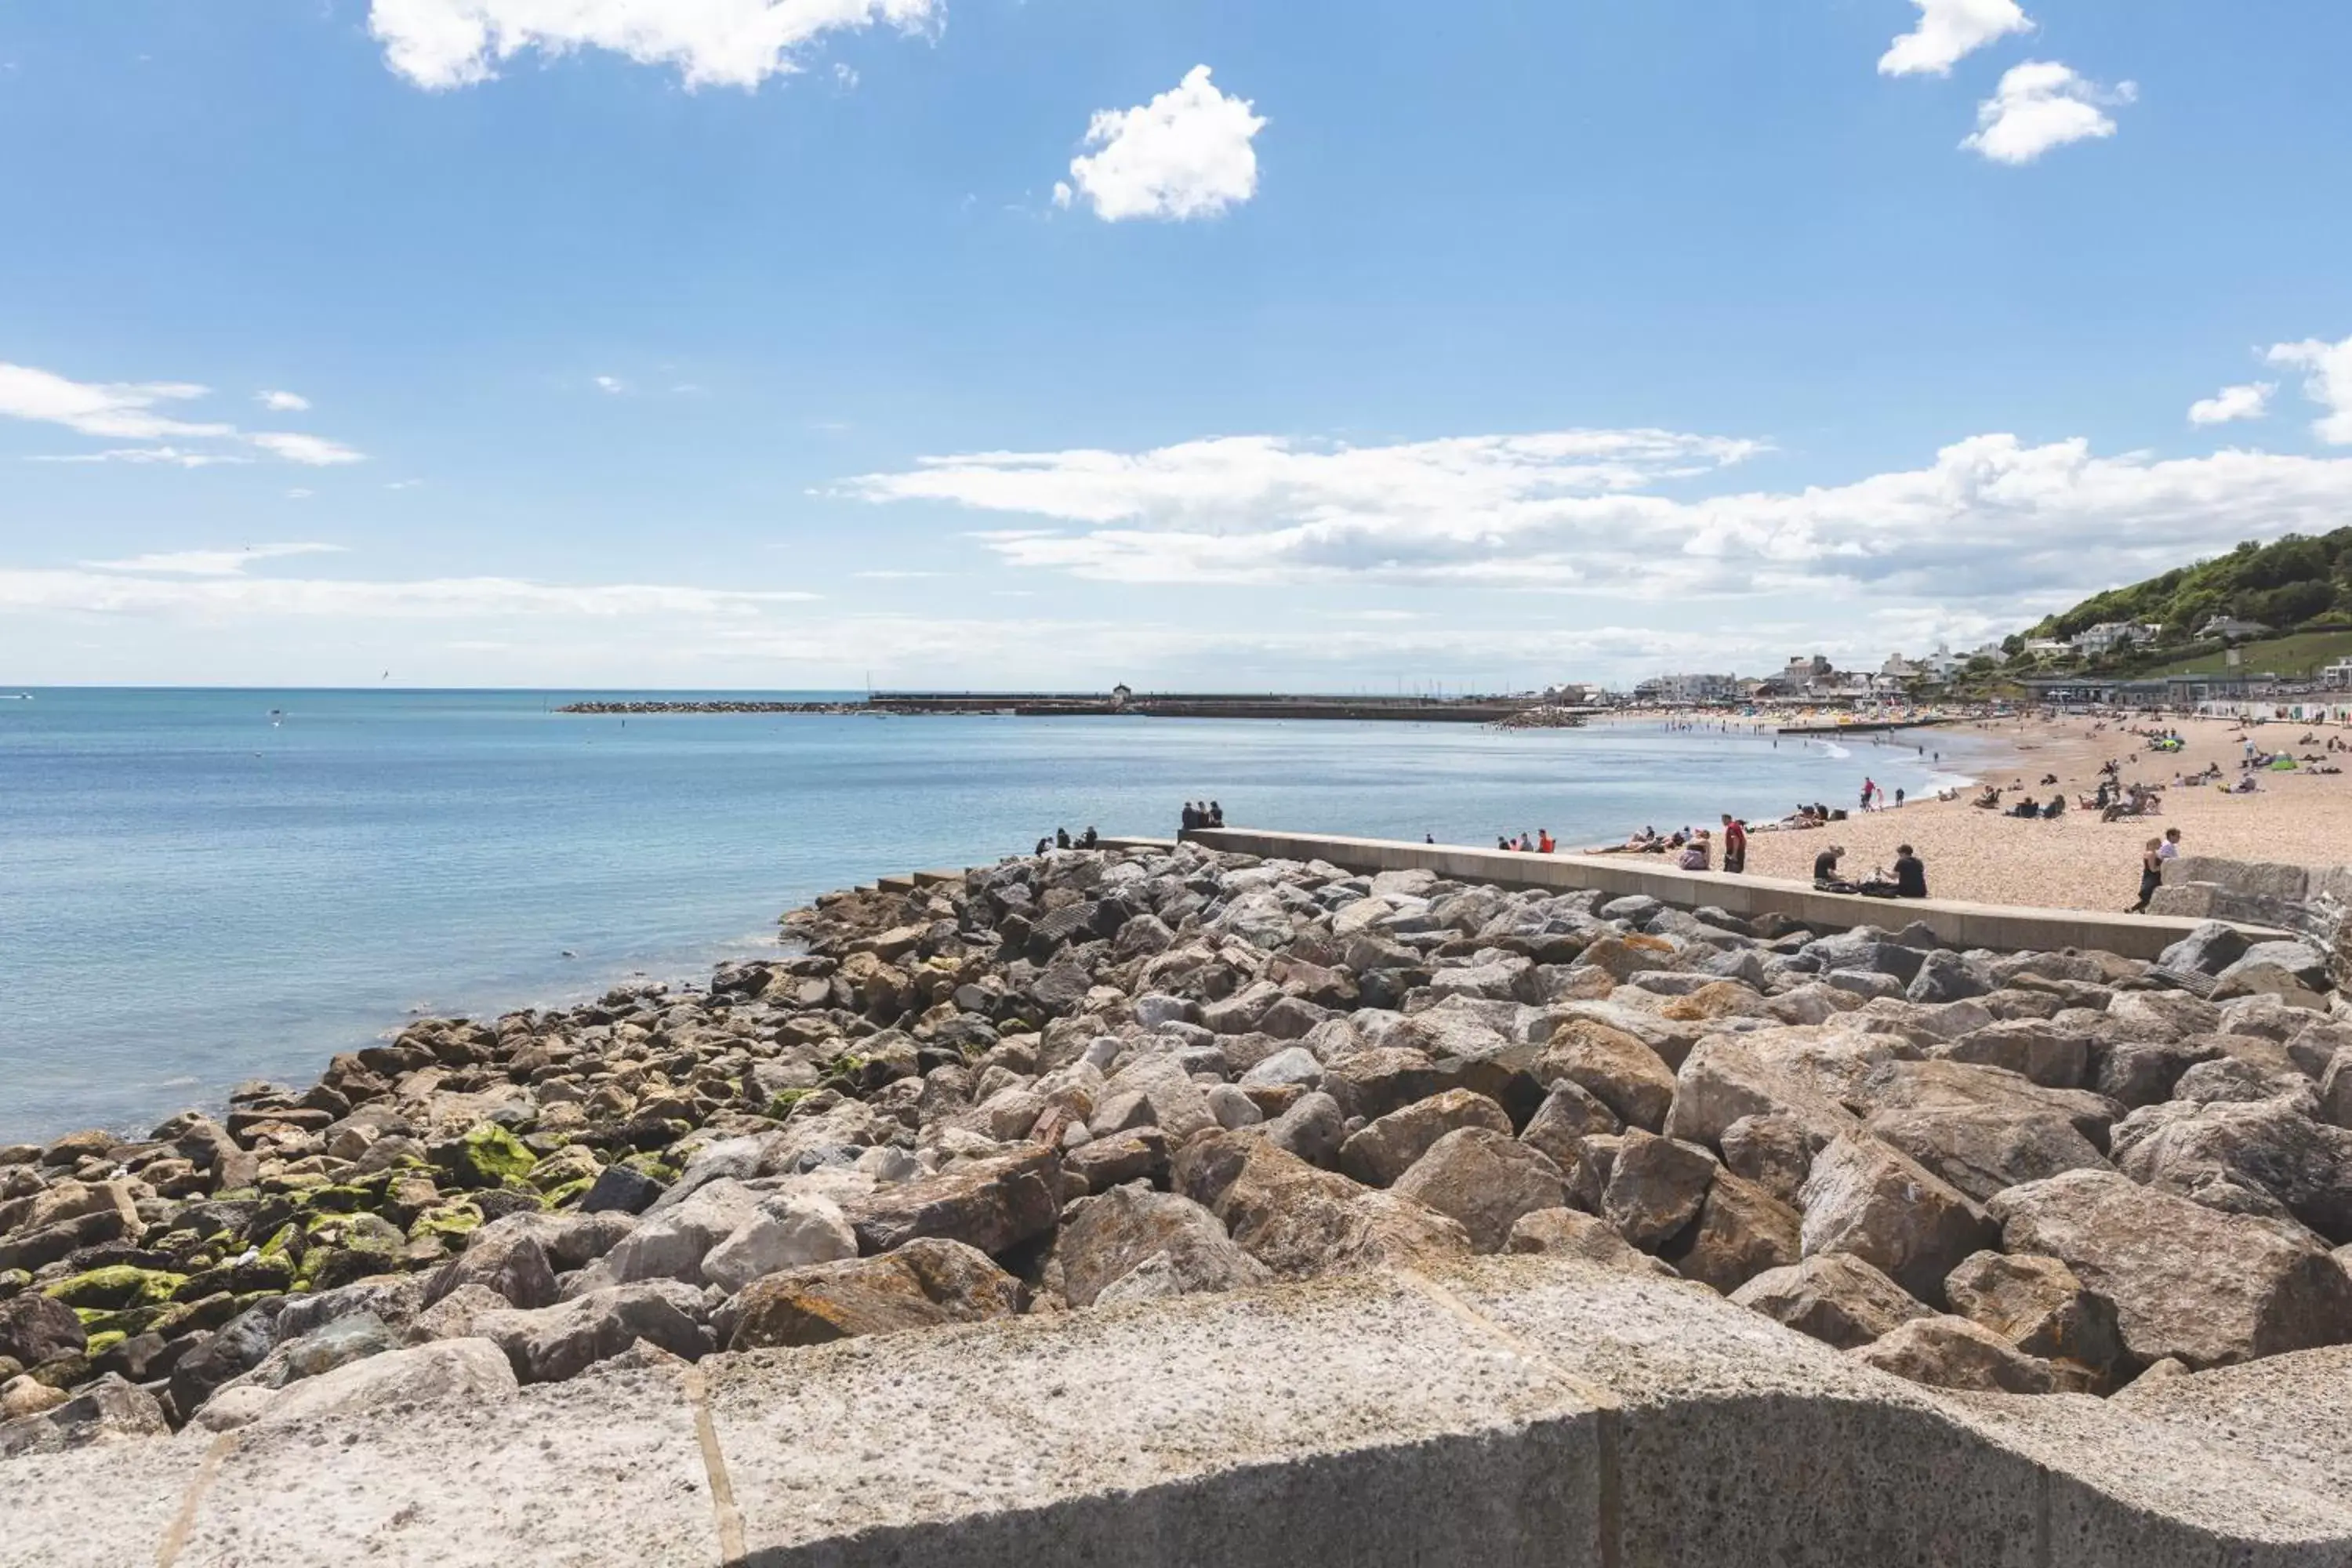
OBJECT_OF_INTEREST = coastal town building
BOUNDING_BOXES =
[2073,621,2161,657]
[2199,615,2274,641]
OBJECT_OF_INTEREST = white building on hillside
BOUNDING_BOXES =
[2074,622,2161,657]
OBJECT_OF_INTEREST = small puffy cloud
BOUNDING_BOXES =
[256,390,311,412]
[1061,66,1266,223]
[249,432,367,466]
[2187,383,2273,427]
[2268,335,2352,445]
[1880,0,2033,78]
[593,375,627,394]
[368,0,940,92]
[1963,62,2135,165]
[82,543,349,577]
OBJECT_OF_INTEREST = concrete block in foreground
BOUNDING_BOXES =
[5,1255,2350,1566]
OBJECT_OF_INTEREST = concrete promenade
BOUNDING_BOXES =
[9,1255,2347,1566]
[1116,828,2289,961]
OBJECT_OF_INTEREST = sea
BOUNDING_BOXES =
[0,689,1986,1144]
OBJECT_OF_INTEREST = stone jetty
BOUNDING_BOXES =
[5,840,2352,1561]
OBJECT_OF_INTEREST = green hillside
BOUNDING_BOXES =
[2029,528,2352,643]
[2138,628,2352,680]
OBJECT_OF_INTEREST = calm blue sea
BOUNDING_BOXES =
[0,689,1984,1143]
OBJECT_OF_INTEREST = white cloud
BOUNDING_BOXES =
[1,361,366,466]
[593,375,627,394]
[287,488,316,500]
[367,0,941,91]
[26,447,252,469]
[249,432,368,466]
[0,362,230,441]
[1962,62,2134,165]
[256,390,311,412]
[2268,335,2352,445]
[2187,383,2272,427]
[853,569,942,579]
[843,425,2352,612]
[1060,66,1266,223]
[1879,0,2032,78]
[82,543,350,577]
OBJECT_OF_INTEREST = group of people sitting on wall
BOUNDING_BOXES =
[1178,800,1225,831]
[1497,830,1557,854]
[1035,826,1102,853]
[1813,843,1929,900]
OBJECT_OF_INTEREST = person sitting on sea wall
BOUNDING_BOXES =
[1080,826,1099,848]
[1207,800,1225,827]
[1181,802,1201,830]
[1537,829,1555,854]
[1678,830,1711,872]
[1893,844,1927,899]
[1055,827,1072,848]
[1813,844,1856,893]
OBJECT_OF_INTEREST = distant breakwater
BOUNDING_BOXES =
[560,693,1584,724]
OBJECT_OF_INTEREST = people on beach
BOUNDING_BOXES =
[1813,844,1851,892]
[1721,814,1747,873]
[2160,827,2182,862]
[1893,844,1927,899]
[1537,829,1555,854]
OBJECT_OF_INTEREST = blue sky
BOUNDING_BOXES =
[3,0,2350,689]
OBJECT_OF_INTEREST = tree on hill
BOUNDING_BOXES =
[2028,528,2352,644]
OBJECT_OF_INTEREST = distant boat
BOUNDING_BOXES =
[269,708,285,727]
[0,693,31,701]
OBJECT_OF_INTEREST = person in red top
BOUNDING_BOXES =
[1720,812,1748,873]
[1537,829,1555,854]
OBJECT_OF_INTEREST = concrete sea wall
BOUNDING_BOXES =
[14,1254,2349,1566]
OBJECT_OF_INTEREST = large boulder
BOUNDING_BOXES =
[1848,1316,2058,1395]
[1392,1128,1571,1254]
[0,1374,167,1458]
[2158,922,2250,978]
[1050,1186,1270,1308]
[840,1146,1062,1258]
[1843,1059,2120,1152]
[1989,1169,2352,1368]
[724,1240,1021,1350]
[254,1338,518,1428]
[2108,1095,2352,1243]
[0,1294,85,1369]
[1661,1030,1868,1152]
[1942,1250,2122,1385]
[1505,1208,1676,1278]
[1718,1112,1817,1207]
[2096,1035,2225,1109]
[581,1178,763,1291]
[423,1225,558,1310]
[1174,1133,1472,1279]
[1797,1134,1995,1306]
[473,1281,713,1382]
[1600,1130,1719,1250]
[1537,1021,1676,1132]
[1336,1089,1512,1188]
[1729,1253,1930,1350]
[1664,1171,1800,1295]
[1933,1022,2092,1089]
[701,1194,859,1294]
[1864,1106,2110,1205]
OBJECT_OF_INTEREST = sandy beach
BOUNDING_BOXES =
[1720,713,2352,911]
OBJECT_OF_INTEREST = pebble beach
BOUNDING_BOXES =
[1733,713,2352,909]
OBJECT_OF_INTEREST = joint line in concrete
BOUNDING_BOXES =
[155,1432,235,1568]
[684,1365,747,1567]
[1396,1269,1622,1568]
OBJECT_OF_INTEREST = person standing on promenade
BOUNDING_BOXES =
[1721,814,1747,873]
[2132,837,2165,913]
